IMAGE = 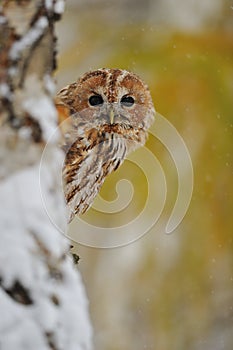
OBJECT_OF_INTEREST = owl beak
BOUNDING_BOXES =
[109,108,115,125]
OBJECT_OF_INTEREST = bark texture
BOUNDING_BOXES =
[0,1,92,349]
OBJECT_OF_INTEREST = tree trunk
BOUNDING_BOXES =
[0,1,92,349]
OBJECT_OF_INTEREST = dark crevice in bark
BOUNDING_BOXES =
[0,278,33,305]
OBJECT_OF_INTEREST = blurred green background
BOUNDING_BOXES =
[56,1,233,349]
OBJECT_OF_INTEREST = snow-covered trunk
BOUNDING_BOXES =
[0,2,92,349]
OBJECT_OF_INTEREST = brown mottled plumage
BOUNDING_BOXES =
[56,68,155,221]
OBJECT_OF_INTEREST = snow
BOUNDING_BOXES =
[45,0,53,10]
[0,83,10,98]
[0,160,93,350]
[22,75,59,142]
[54,0,65,15]
[10,17,49,60]
[44,74,56,95]
[0,295,49,350]
[0,15,7,25]
[45,0,65,14]
[24,94,57,141]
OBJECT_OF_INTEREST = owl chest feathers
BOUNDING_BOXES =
[63,132,127,218]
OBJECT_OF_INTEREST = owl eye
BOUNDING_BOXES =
[121,95,135,107]
[89,95,104,106]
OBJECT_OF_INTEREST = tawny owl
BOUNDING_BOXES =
[56,68,155,221]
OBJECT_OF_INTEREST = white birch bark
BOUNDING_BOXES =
[0,1,92,349]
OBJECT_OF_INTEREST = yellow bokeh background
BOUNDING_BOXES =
[56,1,233,349]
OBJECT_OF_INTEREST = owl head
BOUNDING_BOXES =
[57,69,156,217]
[57,68,155,151]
